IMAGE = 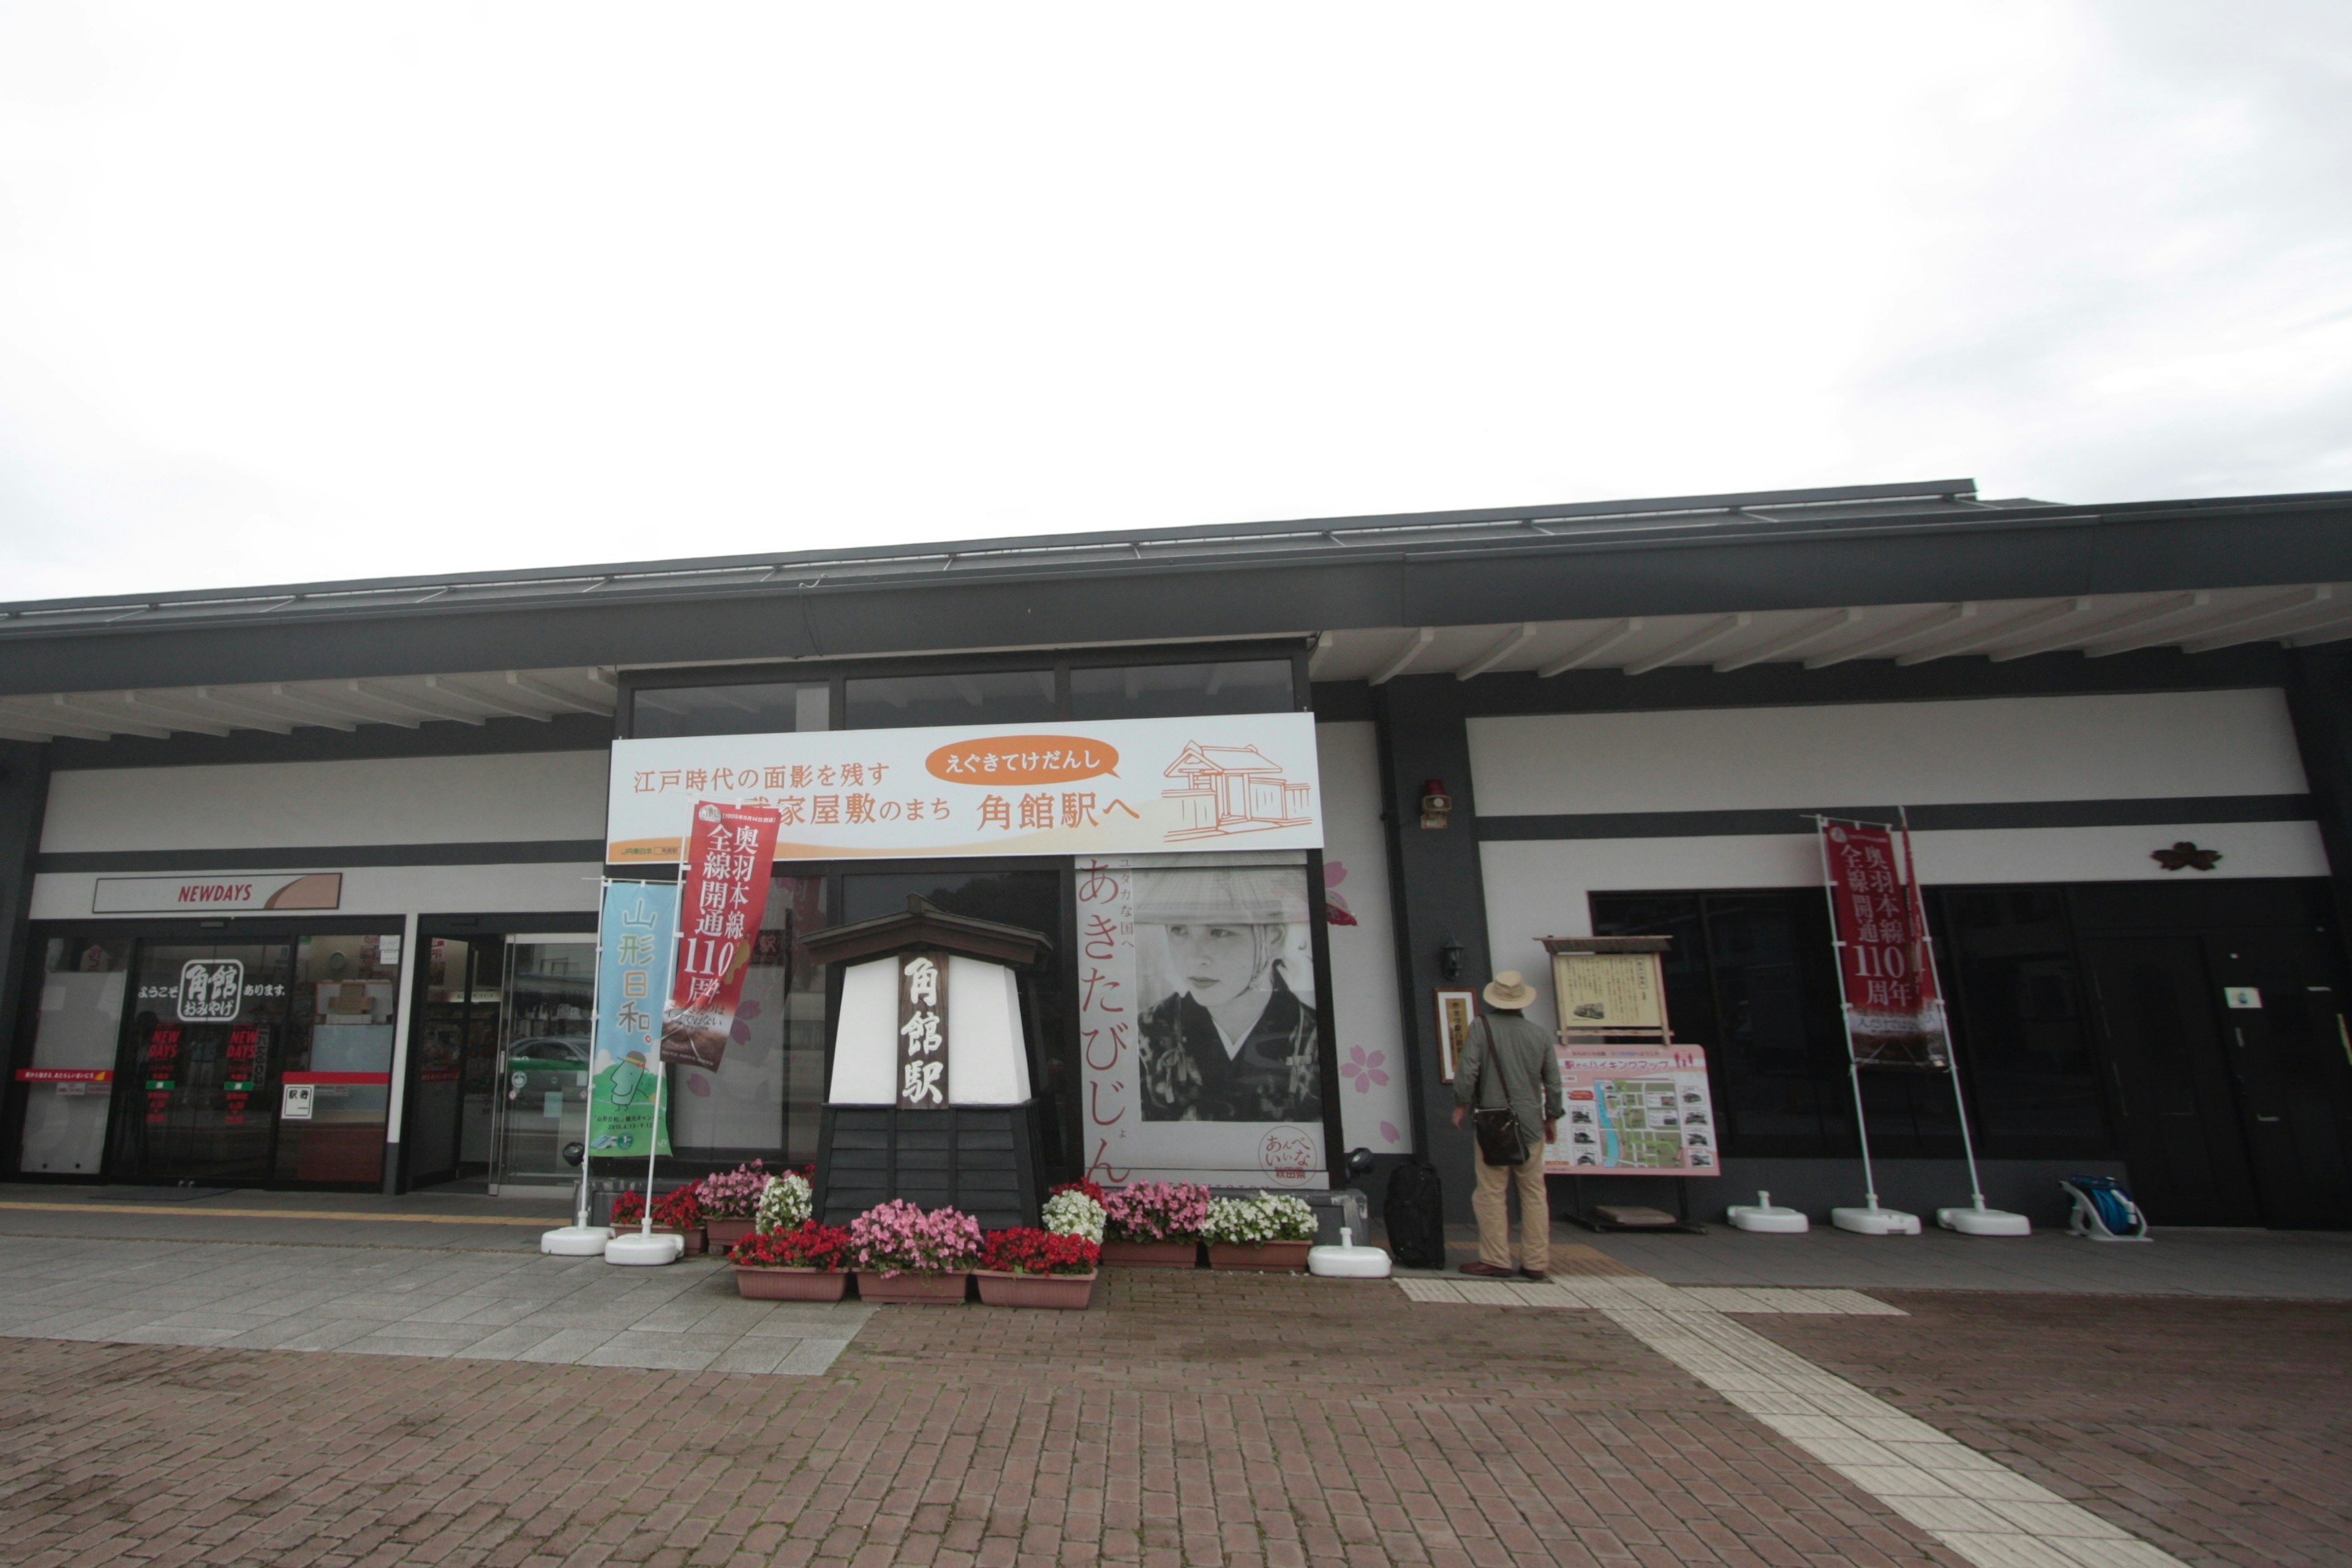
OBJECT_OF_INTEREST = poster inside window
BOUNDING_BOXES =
[1077,851,1326,1186]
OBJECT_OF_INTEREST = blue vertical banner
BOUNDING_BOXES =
[588,880,676,1156]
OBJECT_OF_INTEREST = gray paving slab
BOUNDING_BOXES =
[1574,1222,2352,1296]
[0,1235,872,1376]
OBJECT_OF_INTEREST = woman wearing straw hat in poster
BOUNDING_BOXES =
[1135,867,1322,1123]
[1450,971,1564,1280]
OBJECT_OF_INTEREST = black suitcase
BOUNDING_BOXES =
[1384,1160,1447,1268]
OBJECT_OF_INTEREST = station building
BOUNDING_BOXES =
[4,477,2350,1228]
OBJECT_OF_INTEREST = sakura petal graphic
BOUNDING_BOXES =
[730,997,763,1046]
[1380,1121,1401,1145]
[1339,1044,1389,1093]
[1323,860,1357,925]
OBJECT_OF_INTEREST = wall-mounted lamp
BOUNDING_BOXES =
[1419,778,1453,830]
[1438,940,1465,981]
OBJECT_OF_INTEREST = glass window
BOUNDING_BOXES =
[275,933,404,1185]
[1068,660,1295,720]
[844,670,1055,731]
[668,875,831,1163]
[17,935,130,1175]
[1929,888,2113,1156]
[633,681,829,738]
[116,941,295,1183]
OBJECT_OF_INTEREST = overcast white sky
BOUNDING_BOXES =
[1,3,2347,603]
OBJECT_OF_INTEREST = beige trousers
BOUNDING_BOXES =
[1471,1140,1550,1273]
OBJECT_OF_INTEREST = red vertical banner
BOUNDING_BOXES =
[660,801,782,1071]
[1820,820,1950,1070]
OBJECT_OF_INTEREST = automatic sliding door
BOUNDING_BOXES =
[490,937,595,1192]
[116,941,293,1185]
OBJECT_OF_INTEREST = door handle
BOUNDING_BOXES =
[2339,1014,2351,1070]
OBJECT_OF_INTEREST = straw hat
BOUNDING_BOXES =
[1483,970,1537,1010]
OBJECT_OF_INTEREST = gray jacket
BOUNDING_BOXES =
[1453,1009,1566,1149]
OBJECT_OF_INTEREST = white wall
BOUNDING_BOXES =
[1468,688,2309,816]
[1469,688,2328,1031]
[41,750,609,853]
[1315,722,1415,1153]
[27,861,603,922]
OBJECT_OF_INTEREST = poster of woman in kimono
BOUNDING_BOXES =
[1133,865,1322,1122]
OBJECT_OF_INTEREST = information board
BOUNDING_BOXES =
[1543,1042,1719,1177]
[1550,950,1666,1035]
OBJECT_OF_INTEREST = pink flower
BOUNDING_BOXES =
[1340,1046,1388,1093]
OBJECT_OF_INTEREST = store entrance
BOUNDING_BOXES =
[406,931,595,1193]
[113,940,293,1185]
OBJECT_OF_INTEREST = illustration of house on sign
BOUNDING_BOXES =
[1162,742,1313,839]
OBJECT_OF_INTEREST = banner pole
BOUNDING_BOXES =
[1900,807,1988,1212]
[1815,816,1882,1212]
[576,878,609,1231]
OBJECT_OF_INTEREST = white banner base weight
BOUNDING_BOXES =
[540,1225,613,1256]
[1307,1229,1392,1278]
[604,1231,684,1265]
[1831,1206,1921,1236]
[1937,1206,2032,1237]
[1726,1191,1809,1233]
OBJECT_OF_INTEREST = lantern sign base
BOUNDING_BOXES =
[604,1230,685,1265]
[1830,1205,1921,1236]
[540,1224,613,1256]
[1937,1205,2032,1237]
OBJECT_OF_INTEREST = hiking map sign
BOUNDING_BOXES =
[1544,1044,1719,1176]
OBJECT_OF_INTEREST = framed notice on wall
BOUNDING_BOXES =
[1433,989,1476,1084]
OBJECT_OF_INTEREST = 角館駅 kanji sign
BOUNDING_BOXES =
[1819,820,1950,1071]
[605,712,1322,863]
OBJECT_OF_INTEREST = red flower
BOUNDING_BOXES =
[1050,1178,1107,1205]
[612,1188,703,1229]
[733,1221,853,1271]
[982,1227,1101,1276]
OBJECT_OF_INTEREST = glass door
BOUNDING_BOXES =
[114,940,294,1184]
[409,937,506,1189]
[489,936,597,1193]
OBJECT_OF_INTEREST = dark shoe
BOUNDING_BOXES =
[1458,1261,1517,1278]
[1520,1269,1549,1282]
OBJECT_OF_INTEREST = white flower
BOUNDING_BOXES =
[1202,1191,1316,1246]
[754,1172,813,1234]
[1042,1189,1106,1244]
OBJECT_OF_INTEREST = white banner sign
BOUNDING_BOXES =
[607,712,1324,863]
[93,872,342,914]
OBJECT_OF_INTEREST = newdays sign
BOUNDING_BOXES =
[606,712,1323,862]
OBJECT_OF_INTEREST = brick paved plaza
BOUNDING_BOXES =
[2,1223,2348,1568]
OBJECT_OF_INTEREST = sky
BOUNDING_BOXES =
[0,2,2347,603]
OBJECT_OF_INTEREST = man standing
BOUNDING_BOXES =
[1450,971,1563,1280]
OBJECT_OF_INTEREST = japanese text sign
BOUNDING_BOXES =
[895,952,949,1109]
[590,880,674,1156]
[660,801,782,1071]
[1820,820,1950,1071]
[606,712,1322,863]
[1544,1044,1718,1177]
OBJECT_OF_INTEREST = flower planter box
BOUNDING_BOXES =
[855,1271,971,1305]
[707,1218,756,1252]
[1207,1240,1312,1272]
[734,1265,850,1302]
[1100,1240,1200,1269]
[974,1270,1099,1310]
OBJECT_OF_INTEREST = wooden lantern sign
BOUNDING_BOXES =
[801,896,1054,1229]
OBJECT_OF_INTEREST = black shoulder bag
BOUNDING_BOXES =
[1469,1018,1530,1167]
